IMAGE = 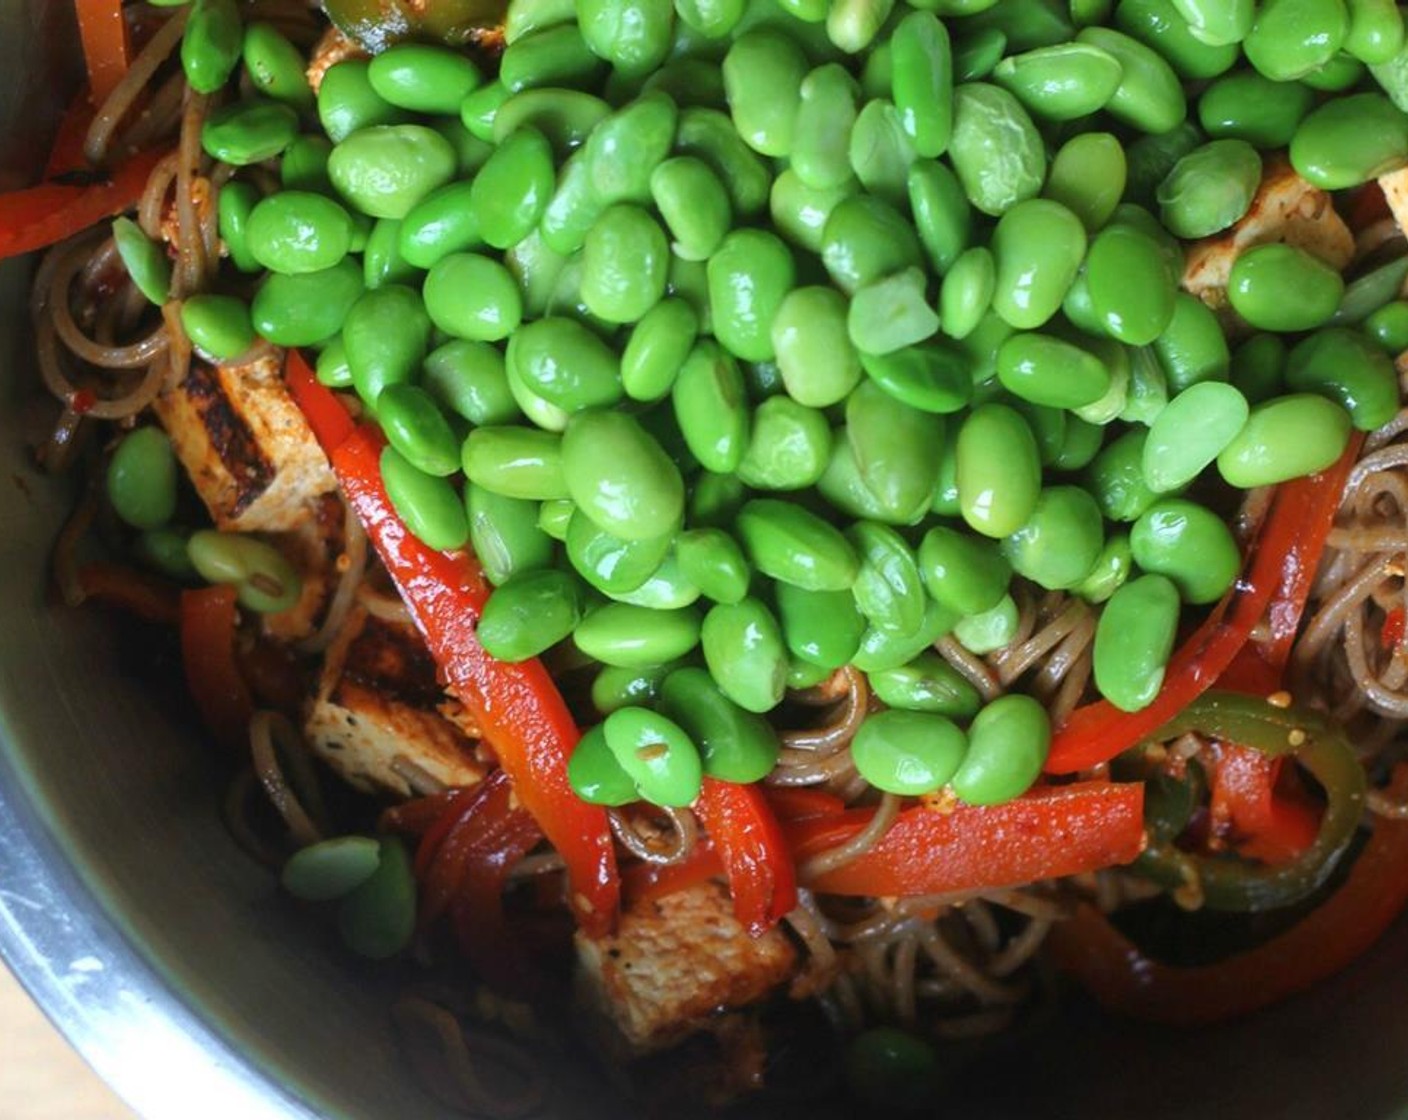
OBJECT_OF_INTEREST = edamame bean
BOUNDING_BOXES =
[908,159,971,275]
[584,91,679,205]
[848,267,941,356]
[469,126,555,249]
[771,286,863,407]
[849,99,918,208]
[620,299,698,402]
[368,43,481,113]
[243,22,314,109]
[659,667,779,782]
[379,446,468,550]
[466,485,554,587]
[1290,92,1408,189]
[499,26,604,92]
[951,592,1019,654]
[1227,243,1345,332]
[707,229,795,362]
[990,199,1086,330]
[860,342,971,415]
[735,498,859,591]
[1198,70,1314,148]
[1347,0,1406,62]
[362,218,418,290]
[1042,132,1125,232]
[202,99,299,165]
[1154,292,1230,392]
[1001,485,1104,590]
[1074,532,1132,602]
[188,529,303,613]
[328,125,456,219]
[867,652,982,716]
[336,838,415,960]
[576,603,701,668]
[181,294,254,360]
[1286,327,1400,430]
[478,570,585,661]
[566,511,673,593]
[506,0,577,41]
[737,396,831,490]
[1131,497,1240,603]
[956,403,1042,538]
[252,259,363,347]
[847,382,946,519]
[690,470,748,529]
[1218,393,1354,487]
[112,218,171,305]
[603,706,703,807]
[281,836,380,902]
[319,61,408,144]
[820,195,922,295]
[1333,256,1408,327]
[1173,0,1253,45]
[950,693,1049,805]
[461,80,511,141]
[997,333,1111,409]
[183,0,243,95]
[700,597,787,712]
[377,384,460,477]
[581,204,669,323]
[775,583,867,668]
[918,525,1011,614]
[852,710,968,795]
[848,521,927,637]
[1085,223,1177,345]
[672,340,750,472]
[507,316,621,411]
[948,83,1046,216]
[280,135,332,194]
[1087,428,1158,521]
[845,1028,942,1112]
[819,430,926,524]
[675,528,751,604]
[1364,301,1408,352]
[1092,573,1180,712]
[1076,26,1187,133]
[826,0,895,52]
[675,0,746,36]
[579,0,675,75]
[462,426,569,500]
[890,12,953,158]
[1142,381,1249,492]
[954,0,1073,49]
[723,30,807,157]
[342,284,431,405]
[793,64,860,190]
[568,724,637,804]
[397,182,482,269]
[651,156,731,261]
[1244,0,1350,81]
[994,41,1123,120]
[246,191,353,274]
[675,107,773,218]
[1119,343,1171,425]
[1157,139,1261,239]
[316,340,352,388]
[854,596,960,670]
[107,428,177,531]
[1114,0,1239,79]
[422,341,516,426]
[560,411,683,541]
[217,181,261,274]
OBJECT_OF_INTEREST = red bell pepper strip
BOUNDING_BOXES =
[622,844,725,906]
[787,781,1145,898]
[0,145,169,261]
[1048,767,1408,1026]
[1381,606,1405,651]
[44,95,99,180]
[285,350,356,451]
[762,786,848,822]
[179,585,254,751]
[1207,744,1320,865]
[78,0,132,108]
[286,357,619,937]
[1046,439,1362,774]
[693,778,798,935]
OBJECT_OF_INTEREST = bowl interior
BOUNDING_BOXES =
[3,3,1408,1118]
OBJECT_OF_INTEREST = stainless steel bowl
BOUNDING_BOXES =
[4,3,1408,1117]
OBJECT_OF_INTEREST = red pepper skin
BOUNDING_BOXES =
[77,562,180,625]
[179,585,253,751]
[1046,440,1363,774]
[1049,767,1408,1026]
[0,146,169,261]
[694,778,799,936]
[1382,607,1405,652]
[284,349,355,451]
[1208,745,1320,865]
[77,0,132,107]
[788,782,1145,897]
[324,423,620,936]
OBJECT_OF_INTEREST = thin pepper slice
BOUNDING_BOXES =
[285,349,355,450]
[1046,439,1362,774]
[179,584,254,751]
[1206,743,1320,865]
[787,781,1146,898]
[694,778,799,935]
[1135,692,1365,911]
[77,0,132,108]
[1050,765,1408,1026]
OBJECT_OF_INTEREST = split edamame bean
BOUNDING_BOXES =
[947,83,1047,216]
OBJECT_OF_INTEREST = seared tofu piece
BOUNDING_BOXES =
[153,354,336,533]
[1182,158,1354,314]
[304,604,486,796]
[574,880,798,1058]
[1378,166,1408,237]
[306,26,368,93]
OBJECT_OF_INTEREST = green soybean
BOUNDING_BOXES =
[1077,26,1187,133]
[319,60,407,144]
[1131,497,1240,603]
[852,710,968,796]
[1075,532,1133,603]
[908,158,972,274]
[252,259,363,347]
[202,99,299,165]
[794,64,860,189]
[1154,292,1231,392]
[281,836,380,902]
[1365,301,1408,351]
[918,524,1011,614]
[774,583,867,668]
[342,284,431,405]
[1157,139,1261,239]
[217,181,261,274]
[397,182,482,270]
[847,382,946,520]
[181,294,254,360]
[378,384,461,477]
[997,333,1111,409]
[848,521,927,637]
[478,570,585,661]
[423,341,519,425]
[867,652,982,717]
[380,446,468,551]
[246,191,353,275]
[950,693,1049,805]
[735,498,859,591]
[182,0,243,95]
[337,838,415,960]
[723,30,808,157]
[1001,485,1104,591]
[659,667,779,782]
[990,199,1086,330]
[107,428,177,531]
[820,195,922,296]
[1092,573,1180,712]
[676,528,752,604]
[675,106,773,218]
[853,597,960,670]
[368,43,481,113]
[466,485,554,586]
[1087,429,1158,522]
[492,88,613,154]
[1286,327,1400,430]
[1115,0,1240,79]
[602,706,703,807]
[499,26,603,93]
[461,80,512,141]
[1144,381,1250,492]
[651,156,732,261]
[1244,0,1350,81]
[826,0,896,52]
[1347,0,1406,62]
[566,512,673,593]
[620,299,699,403]
[1217,393,1354,487]
[328,125,456,219]
[860,342,971,415]
[700,597,788,712]
[112,218,171,305]
[560,410,683,541]
[764,288,860,412]
[1043,132,1126,232]
[994,41,1123,120]
[672,340,750,472]
[568,724,638,804]
[579,0,675,75]
[1228,243,1346,332]
[1085,223,1178,345]
[1198,70,1314,148]
[243,22,314,109]
[581,204,670,323]
[576,603,702,668]
[1291,92,1408,189]
[707,229,795,362]
[956,403,1042,538]
[948,83,1047,216]
[462,426,569,500]
[469,126,555,249]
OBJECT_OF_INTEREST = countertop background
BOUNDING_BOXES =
[0,962,137,1120]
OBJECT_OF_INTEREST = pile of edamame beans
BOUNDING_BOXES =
[122,0,1408,811]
